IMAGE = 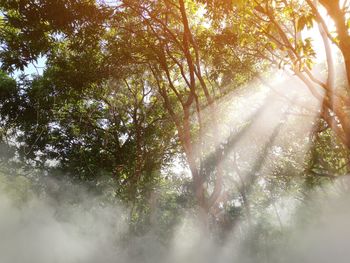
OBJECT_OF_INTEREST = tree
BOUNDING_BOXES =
[202,0,350,150]
[317,0,350,85]
[0,42,177,209]
[106,0,260,228]
[0,70,18,164]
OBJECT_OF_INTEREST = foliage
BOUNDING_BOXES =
[0,0,111,71]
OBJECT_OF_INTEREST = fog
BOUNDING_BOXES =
[0,175,125,263]
[1,167,350,263]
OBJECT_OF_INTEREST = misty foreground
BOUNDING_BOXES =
[1,172,350,263]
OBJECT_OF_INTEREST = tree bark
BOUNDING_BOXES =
[320,0,350,87]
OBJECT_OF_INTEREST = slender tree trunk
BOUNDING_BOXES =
[315,4,350,148]
[320,0,350,87]
[183,117,209,230]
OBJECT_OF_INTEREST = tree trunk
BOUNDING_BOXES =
[320,0,350,87]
